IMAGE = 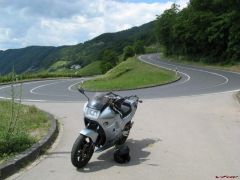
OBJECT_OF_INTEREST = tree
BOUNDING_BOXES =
[155,4,179,55]
[123,45,134,60]
[100,50,119,73]
[227,11,240,62]
[190,0,214,11]
[155,1,240,64]
[133,40,145,55]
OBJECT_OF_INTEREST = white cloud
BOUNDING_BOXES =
[0,0,189,50]
[176,0,189,9]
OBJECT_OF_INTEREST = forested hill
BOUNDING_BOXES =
[0,21,155,75]
[155,0,240,64]
[1,1,239,75]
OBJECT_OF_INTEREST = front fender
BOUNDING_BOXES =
[80,128,98,143]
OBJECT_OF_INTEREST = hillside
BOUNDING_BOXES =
[0,21,155,75]
[82,57,177,91]
[155,1,240,64]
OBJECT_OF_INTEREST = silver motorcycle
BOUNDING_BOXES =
[71,88,142,168]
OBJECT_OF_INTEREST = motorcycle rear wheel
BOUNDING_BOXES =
[71,135,94,168]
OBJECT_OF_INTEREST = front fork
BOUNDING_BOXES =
[122,121,134,137]
[80,128,99,143]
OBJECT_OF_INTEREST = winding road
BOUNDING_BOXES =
[1,54,240,102]
[3,54,240,180]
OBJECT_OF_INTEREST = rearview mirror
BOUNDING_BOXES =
[78,87,85,94]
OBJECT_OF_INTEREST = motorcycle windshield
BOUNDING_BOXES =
[87,93,109,110]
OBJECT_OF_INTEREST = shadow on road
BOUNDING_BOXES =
[77,138,161,173]
[46,151,70,155]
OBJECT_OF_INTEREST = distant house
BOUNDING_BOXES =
[70,64,81,70]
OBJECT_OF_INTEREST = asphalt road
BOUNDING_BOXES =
[1,53,240,102]
[3,53,240,180]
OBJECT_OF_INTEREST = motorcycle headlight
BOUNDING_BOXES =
[85,107,100,120]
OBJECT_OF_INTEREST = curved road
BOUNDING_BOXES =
[0,54,240,102]
[4,54,240,180]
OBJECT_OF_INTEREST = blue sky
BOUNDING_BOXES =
[124,0,166,2]
[123,0,172,2]
[0,0,189,50]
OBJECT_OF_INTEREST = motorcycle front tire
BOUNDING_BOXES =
[71,134,94,168]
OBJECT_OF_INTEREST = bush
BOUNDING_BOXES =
[123,45,135,60]
[155,1,240,64]
[0,71,49,160]
[0,132,35,156]
[100,50,119,73]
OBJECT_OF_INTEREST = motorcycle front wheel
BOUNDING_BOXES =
[71,134,94,168]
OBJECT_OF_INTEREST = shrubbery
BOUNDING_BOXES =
[155,0,240,64]
[0,74,49,160]
[0,133,35,157]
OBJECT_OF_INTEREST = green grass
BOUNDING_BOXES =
[0,61,102,84]
[145,44,160,54]
[82,57,178,91]
[48,60,70,73]
[47,60,101,76]
[0,101,50,162]
[50,60,68,69]
[77,61,101,76]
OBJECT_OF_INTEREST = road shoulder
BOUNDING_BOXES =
[237,91,240,103]
[0,112,58,180]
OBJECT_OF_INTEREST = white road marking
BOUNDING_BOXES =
[139,55,191,85]
[0,96,46,102]
[30,81,64,95]
[143,54,229,88]
[0,82,48,102]
[0,55,238,102]
[0,84,21,90]
[0,80,63,102]
[158,59,229,87]
[0,79,84,101]
[0,80,49,90]
[68,80,83,92]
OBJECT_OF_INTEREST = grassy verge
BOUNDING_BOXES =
[0,61,102,84]
[77,61,102,76]
[82,57,178,91]
[161,54,240,73]
[144,44,159,54]
[0,101,50,163]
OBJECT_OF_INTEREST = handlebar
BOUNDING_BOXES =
[106,93,143,104]
[124,95,143,103]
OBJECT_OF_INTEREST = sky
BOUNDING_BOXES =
[0,0,189,50]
